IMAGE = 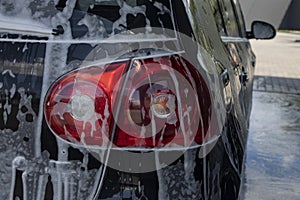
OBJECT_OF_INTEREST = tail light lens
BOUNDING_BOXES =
[44,54,211,148]
[44,61,128,146]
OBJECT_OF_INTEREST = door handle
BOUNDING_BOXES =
[240,68,249,86]
[214,59,230,87]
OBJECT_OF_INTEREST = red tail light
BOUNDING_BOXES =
[44,61,128,146]
[44,55,211,148]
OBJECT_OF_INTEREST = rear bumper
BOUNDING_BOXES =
[9,132,242,200]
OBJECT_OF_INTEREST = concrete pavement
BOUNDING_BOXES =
[251,32,300,94]
[244,92,300,200]
[244,32,300,200]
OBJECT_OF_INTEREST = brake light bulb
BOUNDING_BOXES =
[70,94,94,121]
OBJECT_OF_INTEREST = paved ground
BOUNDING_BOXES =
[244,92,300,200]
[251,32,300,94]
[243,32,300,199]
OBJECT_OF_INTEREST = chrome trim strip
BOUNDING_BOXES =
[221,36,249,43]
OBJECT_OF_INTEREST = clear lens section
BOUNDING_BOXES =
[70,94,95,121]
[128,83,173,127]
[152,93,176,118]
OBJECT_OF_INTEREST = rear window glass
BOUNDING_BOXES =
[0,0,175,40]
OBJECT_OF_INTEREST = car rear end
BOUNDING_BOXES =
[0,0,243,199]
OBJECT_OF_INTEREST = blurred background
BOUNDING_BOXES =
[240,0,300,199]
[241,0,300,30]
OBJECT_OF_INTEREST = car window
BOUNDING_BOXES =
[189,0,231,66]
[217,0,240,37]
[0,0,175,40]
[209,0,226,36]
[231,0,247,37]
[66,0,175,39]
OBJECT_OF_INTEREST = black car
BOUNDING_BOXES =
[0,0,275,199]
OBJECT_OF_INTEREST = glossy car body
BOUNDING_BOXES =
[0,0,275,199]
